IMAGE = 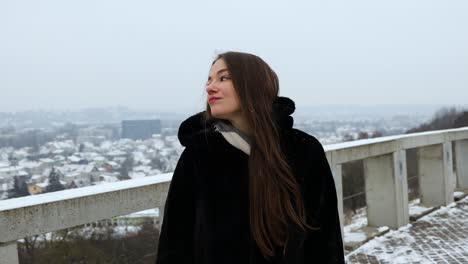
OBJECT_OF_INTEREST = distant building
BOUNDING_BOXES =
[121,120,161,140]
[76,126,115,145]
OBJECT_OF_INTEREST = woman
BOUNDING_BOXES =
[155,51,344,264]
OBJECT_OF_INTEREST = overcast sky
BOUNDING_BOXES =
[1,0,467,113]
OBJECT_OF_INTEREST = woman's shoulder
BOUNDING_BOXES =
[288,128,325,155]
[280,128,329,179]
[177,111,215,148]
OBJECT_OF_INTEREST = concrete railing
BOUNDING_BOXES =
[325,126,468,234]
[1,127,468,263]
[0,175,171,264]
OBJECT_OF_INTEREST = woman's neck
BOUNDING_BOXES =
[230,116,252,137]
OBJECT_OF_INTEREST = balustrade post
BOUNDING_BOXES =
[0,242,19,264]
[329,152,345,256]
[455,139,468,189]
[418,142,454,207]
[330,161,344,237]
[363,150,409,229]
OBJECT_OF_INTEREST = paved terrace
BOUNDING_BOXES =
[346,195,468,263]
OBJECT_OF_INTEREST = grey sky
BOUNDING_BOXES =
[1,0,467,112]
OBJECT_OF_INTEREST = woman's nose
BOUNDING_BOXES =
[206,83,218,95]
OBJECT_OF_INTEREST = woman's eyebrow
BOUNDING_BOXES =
[207,69,229,81]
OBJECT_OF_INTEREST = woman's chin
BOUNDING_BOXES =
[210,110,230,120]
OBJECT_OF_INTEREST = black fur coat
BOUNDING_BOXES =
[155,97,345,264]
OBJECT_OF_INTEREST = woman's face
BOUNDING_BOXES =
[206,59,241,120]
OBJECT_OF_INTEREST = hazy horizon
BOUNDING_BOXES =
[2,0,467,112]
[0,102,467,114]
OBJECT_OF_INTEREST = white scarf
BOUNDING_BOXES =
[213,121,251,155]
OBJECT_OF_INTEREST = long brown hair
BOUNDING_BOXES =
[203,51,314,259]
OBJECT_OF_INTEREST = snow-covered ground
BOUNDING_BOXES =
[346,196,468,263]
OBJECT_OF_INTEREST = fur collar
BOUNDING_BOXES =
[177,96,296,148]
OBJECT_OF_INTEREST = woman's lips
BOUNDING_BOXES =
[208,98,221,103]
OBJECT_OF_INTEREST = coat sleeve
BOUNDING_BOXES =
[155,147,196,264]
[303,138,345,264]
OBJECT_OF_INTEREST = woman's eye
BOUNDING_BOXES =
[220,76,230,81]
